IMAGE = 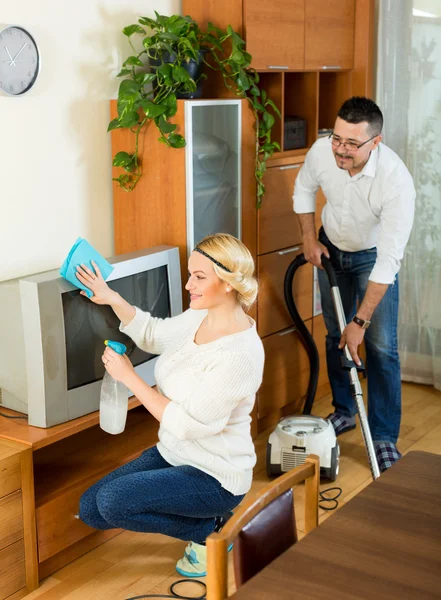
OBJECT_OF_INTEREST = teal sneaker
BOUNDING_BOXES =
[176,541,207,578]
[175,539,234,578]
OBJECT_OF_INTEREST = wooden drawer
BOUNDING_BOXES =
[258,162,304,255]
[258,246,313,338]
[36,479,97,563]
[0,452,21,499]
[0,539,26,600]
[0,491,23,551]
[258,323,311,419]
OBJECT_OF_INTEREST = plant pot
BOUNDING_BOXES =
[149,50,206,99]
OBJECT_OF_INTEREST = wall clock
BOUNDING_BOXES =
[0,25,40,96]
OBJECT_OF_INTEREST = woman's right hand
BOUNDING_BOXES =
[76,261,118,305]
[303,237,330,269]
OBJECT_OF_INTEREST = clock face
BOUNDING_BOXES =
[0,26,40,96]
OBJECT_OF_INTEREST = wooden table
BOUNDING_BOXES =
[231,451,441,599]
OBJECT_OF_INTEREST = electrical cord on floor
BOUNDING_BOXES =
[126,578,206,599]
[319,486,342,511]
[0,411,27,419]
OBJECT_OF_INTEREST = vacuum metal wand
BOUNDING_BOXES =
[322,257,381,480]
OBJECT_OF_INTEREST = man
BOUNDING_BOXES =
[293,96,415,472]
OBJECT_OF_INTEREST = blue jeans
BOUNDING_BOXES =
[317,228,401,444]
[79,446,244,544]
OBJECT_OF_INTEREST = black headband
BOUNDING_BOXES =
[194,247,232,273]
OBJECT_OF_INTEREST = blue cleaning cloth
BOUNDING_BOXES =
[59,237,114,298]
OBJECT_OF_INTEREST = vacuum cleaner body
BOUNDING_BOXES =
[267,415,339,481]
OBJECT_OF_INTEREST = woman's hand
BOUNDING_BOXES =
[102,347,135,385]
[76,261,118,305]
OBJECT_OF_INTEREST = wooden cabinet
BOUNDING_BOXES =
[258,246,313,338]
[258,323,311,421]
[258,161,303,255]
[111,99,257,306]
[0,439,38,600]
[305,0,355,70]
[243,0,305,70]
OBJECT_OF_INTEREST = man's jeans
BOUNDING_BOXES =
[317,228,401,443]
[79,446,244,544]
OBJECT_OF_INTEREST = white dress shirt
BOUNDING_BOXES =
[293,137,415,284]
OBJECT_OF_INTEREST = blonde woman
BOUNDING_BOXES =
[77,233,264,578]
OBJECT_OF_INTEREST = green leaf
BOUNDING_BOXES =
[237,69,250,91]
[113,152,134,168]
[134,72,156,86]
[157,63,174,85]
[249,84,260,97]
[162,92,177,118]
[123,55,144,68]
[157,116,177,134]
[113,174,131,186]
[261,89,267,104]
[172,64,191,83]
[107,118,121,132]
[157,135,169,144]
[263,111,275,129]
[117,110,140,128]
[116,68,132,78]
[123,24,146,37]
[207,22,224,37]
[118,79,140,101]
[139,16,158,28]
[265,98,281,119]
[141,99,166,118]
[168,133,186,148]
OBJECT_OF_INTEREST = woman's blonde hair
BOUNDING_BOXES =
[194,233,258,310]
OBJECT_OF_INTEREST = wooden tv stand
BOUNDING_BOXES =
[0,400,158,594]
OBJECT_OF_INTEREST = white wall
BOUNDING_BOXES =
[0,0,181,282]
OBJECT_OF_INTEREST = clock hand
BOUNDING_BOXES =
[4,46,14,62]
[11,43,26,65]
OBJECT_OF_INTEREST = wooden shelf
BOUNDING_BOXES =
[33,405,157,508]
[0,397,142,451]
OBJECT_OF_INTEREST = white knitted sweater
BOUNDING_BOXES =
[120,308,265,495]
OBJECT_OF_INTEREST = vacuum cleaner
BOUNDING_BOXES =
[266,254,381,481]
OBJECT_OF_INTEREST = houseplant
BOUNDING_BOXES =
[109,12,280,206]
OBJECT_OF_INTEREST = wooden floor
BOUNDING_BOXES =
[21,382,441,600]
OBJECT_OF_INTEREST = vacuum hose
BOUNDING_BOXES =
[283,253,319,415]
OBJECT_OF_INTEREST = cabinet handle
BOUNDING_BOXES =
[279,164,301,171]
[278,246,300,255]
[268,65,289,69]
[278,327,297,336]
[321,65,341,70]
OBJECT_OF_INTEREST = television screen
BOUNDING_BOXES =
[62,266,170,390]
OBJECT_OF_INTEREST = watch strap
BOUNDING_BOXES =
[353,315,371,329]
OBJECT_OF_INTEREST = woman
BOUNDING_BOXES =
[77,233,264,578]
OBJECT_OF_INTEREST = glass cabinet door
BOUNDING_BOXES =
[185,100,241,256]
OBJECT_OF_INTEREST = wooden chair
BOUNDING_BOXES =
[206,455,320,600]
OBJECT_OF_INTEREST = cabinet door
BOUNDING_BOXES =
[305,0,355,70]
[258,246,313,338]
[258,324,311,419]
[258,162,304,255]
[244,0,305,70]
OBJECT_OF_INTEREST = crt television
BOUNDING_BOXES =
[0,245,182,428]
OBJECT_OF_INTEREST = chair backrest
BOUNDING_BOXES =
[206,455,320,600]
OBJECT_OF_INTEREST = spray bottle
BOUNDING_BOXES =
[100,340,128,435]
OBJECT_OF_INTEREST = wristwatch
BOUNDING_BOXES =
[353,315,371,329]
[353,315,371,330]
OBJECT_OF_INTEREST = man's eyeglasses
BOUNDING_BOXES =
[328,133,378,152]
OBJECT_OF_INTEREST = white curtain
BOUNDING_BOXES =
[376,0,441,390]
